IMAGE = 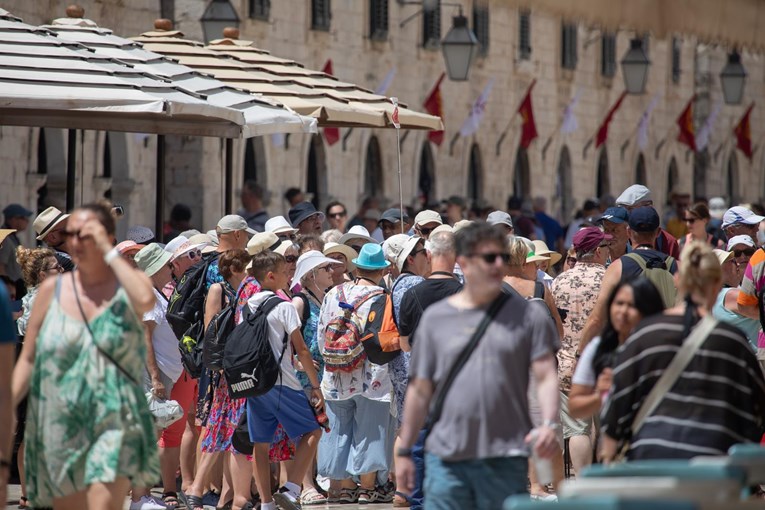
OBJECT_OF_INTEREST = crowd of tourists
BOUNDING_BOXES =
[1,181,765,510]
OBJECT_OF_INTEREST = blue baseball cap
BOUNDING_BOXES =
[3,204,32,218]
[628,206,661,232]
[599,207,629,224]
[352,243,390,271]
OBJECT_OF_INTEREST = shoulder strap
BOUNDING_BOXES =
[351,288,384,310]
[664,255,676,272]
[630,315,718,436]
[425,292,510,435]
[625,252,647,272]
[258,294,283,318]
[296,292,311,329]
[534,280,545,299]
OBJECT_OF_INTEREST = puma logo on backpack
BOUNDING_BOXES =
[322,283,383,373]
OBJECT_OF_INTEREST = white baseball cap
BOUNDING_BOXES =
[615,185,652,207]
[265,215,298,236]
[722,206,765,229]
[414,210,443,227]
[726,234,756,251]
[216,214,256,235]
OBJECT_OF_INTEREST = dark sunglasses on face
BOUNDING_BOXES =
[471,252,510,264]
[418,226,435,236]
[186,250,202,261]
[684,217,698,223]
[285,255,298,263]
[733,248,756,258]
[329,211,347,218]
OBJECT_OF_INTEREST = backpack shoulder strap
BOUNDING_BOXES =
[533,280,545,299]
[664,255,676,272]
[254,294,283,319]
[625,252,648,271]
[351,288,384,310]
[296,292,311,330]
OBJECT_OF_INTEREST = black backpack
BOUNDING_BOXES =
[293,292,312,337]
[167,253,219,378]
[223,295,288,399]
[203,283,239,371]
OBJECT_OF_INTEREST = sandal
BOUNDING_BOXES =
[301,487,328,506]
[183,492,204,510]
[162,492,181,509]
[216,500,233,510]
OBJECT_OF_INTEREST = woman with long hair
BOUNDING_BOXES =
[601,241,765,461]
[12,202,159,510]
[568,278,665,420]
[679,203,723,249]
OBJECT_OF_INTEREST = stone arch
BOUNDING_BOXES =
[727,151,740,205]
[557,146,573,221]
[596,147,610,198]
[635,153,647,185]
[306,134,328,210]
[418,142,436,206]
[364,135,384,198]
[244,136,268,188]
[467,143,483,201]
[513,146,530,198]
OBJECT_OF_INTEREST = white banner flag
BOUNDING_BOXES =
[695,100,722,151]
[459,79,494,137]
[637,94,661,150]
[560,92,580,134]
[374,68,396,96]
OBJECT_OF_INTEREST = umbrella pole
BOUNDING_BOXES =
[156,135,165,242]
[224,138,233,214]
[396,127,404,234]
[66,129,76,211]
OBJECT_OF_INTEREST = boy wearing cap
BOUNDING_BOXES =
[245,251,323,510]
[317,244,396,504]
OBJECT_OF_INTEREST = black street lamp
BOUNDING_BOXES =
[621,38,651,94]
[200,0,240,44]
[720,50,747,105]
[441,13,478,81]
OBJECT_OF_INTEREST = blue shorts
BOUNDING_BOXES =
[247,385,319,443]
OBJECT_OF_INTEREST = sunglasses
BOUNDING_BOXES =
[186,250,202,261]
[684,217,698,223]
[285,255,298,263]
[471,252,510,264]
[418,226,435,236]
[733,248,756,258]
[412,248,427,257]
[316,265,334,273]
[329,211,347,218]
[566,257,577,266]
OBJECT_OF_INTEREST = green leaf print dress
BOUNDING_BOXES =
[24,277,159,508]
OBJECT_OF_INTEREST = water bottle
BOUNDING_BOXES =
[528,428,553,485]
[310,396,331,432]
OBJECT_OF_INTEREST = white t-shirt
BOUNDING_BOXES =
[143,288,184,382]
[246,291,303,392]
[571,336,601,387]
[536,269,554,289]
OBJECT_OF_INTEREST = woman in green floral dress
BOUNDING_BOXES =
[12,203,159,510]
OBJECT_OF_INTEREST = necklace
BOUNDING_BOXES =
[355,276,378,286]
[429,271,455,279]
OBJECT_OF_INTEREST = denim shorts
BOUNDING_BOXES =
[246,385,319,443]
[318,395,395,481]
[424,454,528,510]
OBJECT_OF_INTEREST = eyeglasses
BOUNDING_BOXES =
[317,265,334,273]
[285,255,298,263]
[418,226,435,236]
[328,211,347,218]
[470,252,510,264]
[733,248,756,258]
[412,248,427,257]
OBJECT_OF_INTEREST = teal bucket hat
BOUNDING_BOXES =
[134,243,173,277]
[352,243,390,271]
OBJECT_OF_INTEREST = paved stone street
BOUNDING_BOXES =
[5,484,397,509]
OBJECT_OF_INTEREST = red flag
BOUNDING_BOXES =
[423,73,445,145]
[596,91,628,148]
[735,103,755,160]
[517,80,538,148]
[676,95,696,151]
[321,59,340,146]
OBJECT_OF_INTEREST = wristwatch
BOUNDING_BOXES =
[396,447,413,457]
[542,419,560,430]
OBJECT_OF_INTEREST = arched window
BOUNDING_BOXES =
[365,136,383,197]
[467,143,483,201]
[307,134,327,209]
[596,148,610,198]
[557,146,572,221]
[693,150,708,201]
[244,137,267,187]
[727,152,739,205]
[666,157,679,206]
[635,153,646,185]
[513,146,530,198]
[418,143,436,205]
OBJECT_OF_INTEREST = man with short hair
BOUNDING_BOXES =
[378,208,411,240]
[284,187,305,208]
[413,210,442,240]
[563,199,601,249]
[397,222,560,508]
[615,184,681,259]
[598,207,630,261]
[288,202,325,235]
[238,180,269,232]
[33,206,74,272]
[325,201,348,232]
[579,206,679,352]
[0,204,32,294]
[550,227,611,477]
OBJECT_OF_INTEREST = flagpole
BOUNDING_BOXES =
[392,97,405,234]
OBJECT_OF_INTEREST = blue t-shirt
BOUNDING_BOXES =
[0,284,15,344]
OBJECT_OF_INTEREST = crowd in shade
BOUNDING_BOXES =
[1,180,765,510]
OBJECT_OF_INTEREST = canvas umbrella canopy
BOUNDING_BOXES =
[131,21,442,130]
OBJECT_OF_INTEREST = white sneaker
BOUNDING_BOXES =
[129,495,167,510]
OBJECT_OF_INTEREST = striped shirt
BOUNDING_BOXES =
[601,314,765,460]
[737,247,765,349]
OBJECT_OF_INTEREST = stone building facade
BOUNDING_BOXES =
[2,0,764,243]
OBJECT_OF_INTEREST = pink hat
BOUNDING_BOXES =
[116,240,144,255]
